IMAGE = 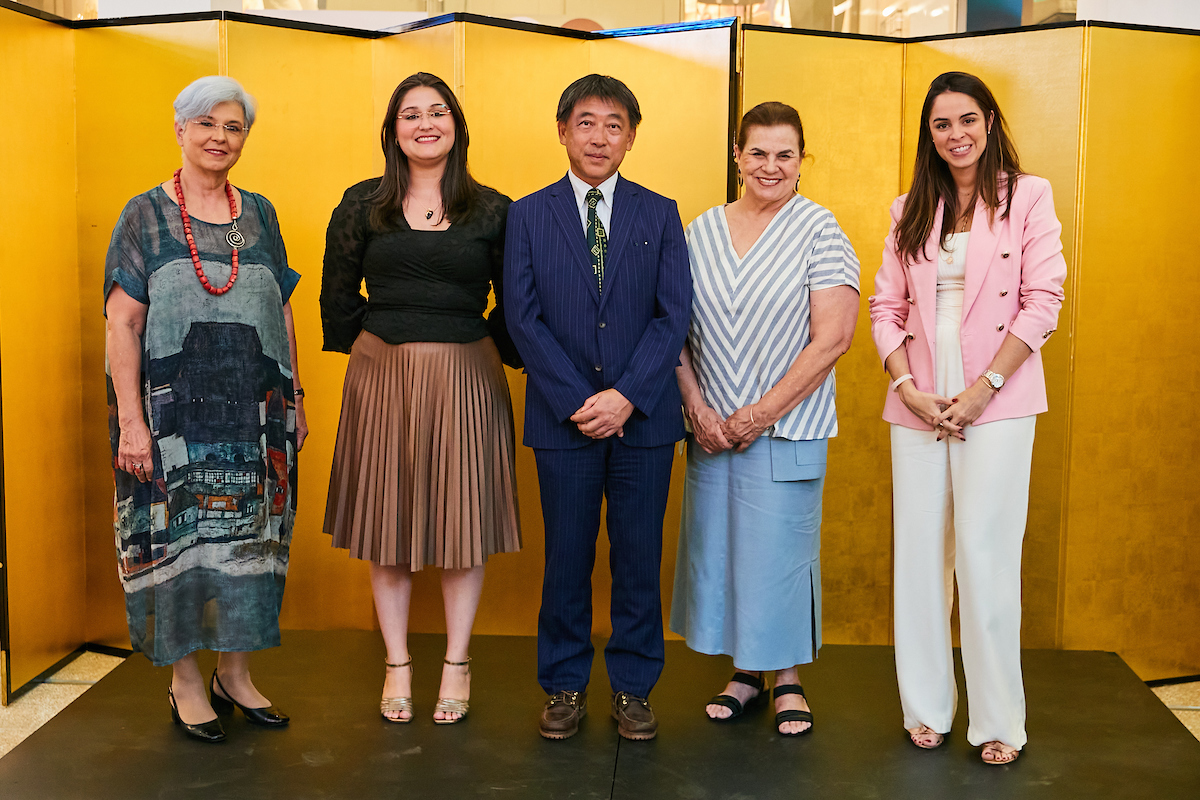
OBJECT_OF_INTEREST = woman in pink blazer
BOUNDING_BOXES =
[869,72,1066,765]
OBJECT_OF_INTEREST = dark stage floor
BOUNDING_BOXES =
[2,631,1198,799]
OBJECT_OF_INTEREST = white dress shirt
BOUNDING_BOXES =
[566,169,618,237]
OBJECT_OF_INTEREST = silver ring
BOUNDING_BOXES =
[133,462,143,471]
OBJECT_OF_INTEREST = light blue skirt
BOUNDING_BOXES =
[669,435,827,671]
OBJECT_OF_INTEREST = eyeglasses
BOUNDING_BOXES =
[397,108,452,123]
[188,119,248,137]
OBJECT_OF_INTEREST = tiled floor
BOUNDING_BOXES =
[0,652,124,758]
[1153,682,1200,740]
[1,650,1198,760]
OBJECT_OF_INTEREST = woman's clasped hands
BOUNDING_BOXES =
[687,402,770,454]
[895,379,996,442]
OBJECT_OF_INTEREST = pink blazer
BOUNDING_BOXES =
[869,175,1067,429]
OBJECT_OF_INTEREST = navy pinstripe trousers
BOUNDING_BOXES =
[534,439,675,699]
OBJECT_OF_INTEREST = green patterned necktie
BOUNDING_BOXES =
[586,188,607,294]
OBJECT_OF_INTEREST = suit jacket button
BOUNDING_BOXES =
[997,324,1005,331]
[1000,291,1008,296]
[598,322,606,328]
[594,364,602,371]
[906,332,915,340]
[1043,330,1053,338]
[907,297,914,304]
[1002,251,1010,258]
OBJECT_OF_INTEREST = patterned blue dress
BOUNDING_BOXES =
[104,185,300,666]
[669,195,859,670]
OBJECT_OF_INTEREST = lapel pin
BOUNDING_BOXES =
[1001,251,1010,258]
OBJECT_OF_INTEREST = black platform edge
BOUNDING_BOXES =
[1147,674,1200,687]
[84,642,134,659]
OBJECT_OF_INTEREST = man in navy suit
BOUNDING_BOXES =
[505,75,690,741]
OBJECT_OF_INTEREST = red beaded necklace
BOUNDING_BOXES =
[173,168,242,295]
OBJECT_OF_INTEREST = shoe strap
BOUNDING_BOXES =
[444,657,472,666]
[774,684,806,698]
[730,672,765,691]
[385,658,413,669]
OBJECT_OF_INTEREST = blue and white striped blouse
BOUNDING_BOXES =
[685,194,860,441]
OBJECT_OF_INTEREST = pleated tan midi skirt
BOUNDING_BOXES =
[324,331,521,569]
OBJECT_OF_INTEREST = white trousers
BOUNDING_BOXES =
[891,415,1035,749]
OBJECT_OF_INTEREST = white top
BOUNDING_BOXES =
[936,232,968,324]
[566,170,617,235]
[685,194,860,441]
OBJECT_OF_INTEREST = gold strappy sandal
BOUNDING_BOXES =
[433,657,471,725]
[380,658,413,724]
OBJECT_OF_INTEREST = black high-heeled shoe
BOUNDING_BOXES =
[168,686,226,743]
[211,670,290,727]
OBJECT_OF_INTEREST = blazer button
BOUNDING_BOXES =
[1000,291,1008,296]
[1001,251,1010,258]
[997,324,1005,331]
[906,332,915,340]
[1043,329,1054,339]
[598,322,606,328]
[907,297,914,304]
[594,365,602,372]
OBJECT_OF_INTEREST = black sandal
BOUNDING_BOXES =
[706,672,767,721]
[773,684,813,736]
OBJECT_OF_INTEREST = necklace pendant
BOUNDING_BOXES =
[425,209,434,220]
[226,219,245,249]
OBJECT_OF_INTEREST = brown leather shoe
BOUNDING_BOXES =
[611,692,658,740]
[540,690,587,740]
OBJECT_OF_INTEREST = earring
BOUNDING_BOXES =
[794,177,801,192]
[736,166,743,188]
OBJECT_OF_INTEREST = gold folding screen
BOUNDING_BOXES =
[1,7,1197,700]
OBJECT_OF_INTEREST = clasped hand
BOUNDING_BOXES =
[897,380,996,442]
[571,389,634,439]
[688,403,767,454]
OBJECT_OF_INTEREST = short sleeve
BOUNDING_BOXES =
[253,194,301,304]
[103,196,153,311]
[808,213,861,293]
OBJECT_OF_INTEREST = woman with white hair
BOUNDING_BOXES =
[104,76,305,743]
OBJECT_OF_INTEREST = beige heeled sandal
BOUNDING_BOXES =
[981,740,1020,765]
[380,658,414,724]
[433,657,471,725]
[908,724,945,749]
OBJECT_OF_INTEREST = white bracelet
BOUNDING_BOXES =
[889,373,915,392]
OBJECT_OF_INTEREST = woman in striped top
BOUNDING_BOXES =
[669,102,860,736]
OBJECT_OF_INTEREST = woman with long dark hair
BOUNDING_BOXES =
[869,72,1066,764]
[321,72,522,725]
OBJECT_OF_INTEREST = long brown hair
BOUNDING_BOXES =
[368,72,480,231]
[895,72,1023,265]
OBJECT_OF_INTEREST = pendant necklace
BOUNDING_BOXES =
[173,168,240,295]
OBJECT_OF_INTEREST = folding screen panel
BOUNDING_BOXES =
[1065,26,1200,678]
[0,5,85,698]
[75,20,224,651]
[904,27,1085,649]
[741,29,904,646]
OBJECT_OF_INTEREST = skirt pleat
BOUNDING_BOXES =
[324,331,521,569]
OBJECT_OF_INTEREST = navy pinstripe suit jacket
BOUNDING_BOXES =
[504,174,691,450]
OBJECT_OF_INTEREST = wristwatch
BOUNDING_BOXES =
[981,370,1005,392]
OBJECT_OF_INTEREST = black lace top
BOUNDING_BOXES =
[319,178,521,367]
